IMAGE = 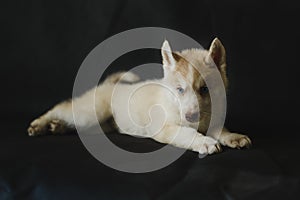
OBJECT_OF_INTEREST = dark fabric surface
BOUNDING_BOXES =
[1,0,300,199]
[1,128,300,199]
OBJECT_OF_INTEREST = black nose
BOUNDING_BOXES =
[185,112,199,123]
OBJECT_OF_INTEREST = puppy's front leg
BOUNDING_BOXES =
[152,125,221,154]
[208,128,252,149]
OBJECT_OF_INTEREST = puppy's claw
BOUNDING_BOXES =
[215,143,222,153]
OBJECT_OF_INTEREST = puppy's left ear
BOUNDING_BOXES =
[206,38,226,72]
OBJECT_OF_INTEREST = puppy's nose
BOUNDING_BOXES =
[185,112,200,123]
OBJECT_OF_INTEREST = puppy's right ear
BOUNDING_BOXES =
[161,40,176,70]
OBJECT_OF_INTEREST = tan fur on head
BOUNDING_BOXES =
[160,38,229,134]
[161,38,228,90]
[186,38,227,89]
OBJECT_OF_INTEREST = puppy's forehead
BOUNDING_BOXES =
[174,49,210,88]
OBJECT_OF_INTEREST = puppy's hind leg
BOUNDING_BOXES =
[28,85,113,136]
[28,100,75,136]
[28,71,138,136]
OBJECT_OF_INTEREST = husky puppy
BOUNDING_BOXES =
[28,38,251,154]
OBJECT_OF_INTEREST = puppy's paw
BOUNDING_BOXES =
[27,118,48,136]
[221,133,252,149]
[49,119,67,134]
[197,136,222,155]
[28,118,68,136]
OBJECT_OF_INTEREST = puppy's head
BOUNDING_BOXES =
[161,38,227,126]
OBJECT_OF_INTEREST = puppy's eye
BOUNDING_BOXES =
[200,86,209,94]
[177,87,184,94]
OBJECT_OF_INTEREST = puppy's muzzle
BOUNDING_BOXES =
[185,112,200,123]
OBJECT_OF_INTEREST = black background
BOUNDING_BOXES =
[1,0,300,199]
[2,0,300,136]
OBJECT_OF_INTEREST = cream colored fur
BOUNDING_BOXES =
[28,38,251,154]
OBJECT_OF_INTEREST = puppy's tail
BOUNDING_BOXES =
[104,71,140,84]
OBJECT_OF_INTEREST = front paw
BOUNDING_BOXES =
[196,136,222,155]
[221,133,252,149]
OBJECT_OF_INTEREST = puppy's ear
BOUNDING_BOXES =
[206,38,226,72]
[161,40,176,70]
[206,38,228,88]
